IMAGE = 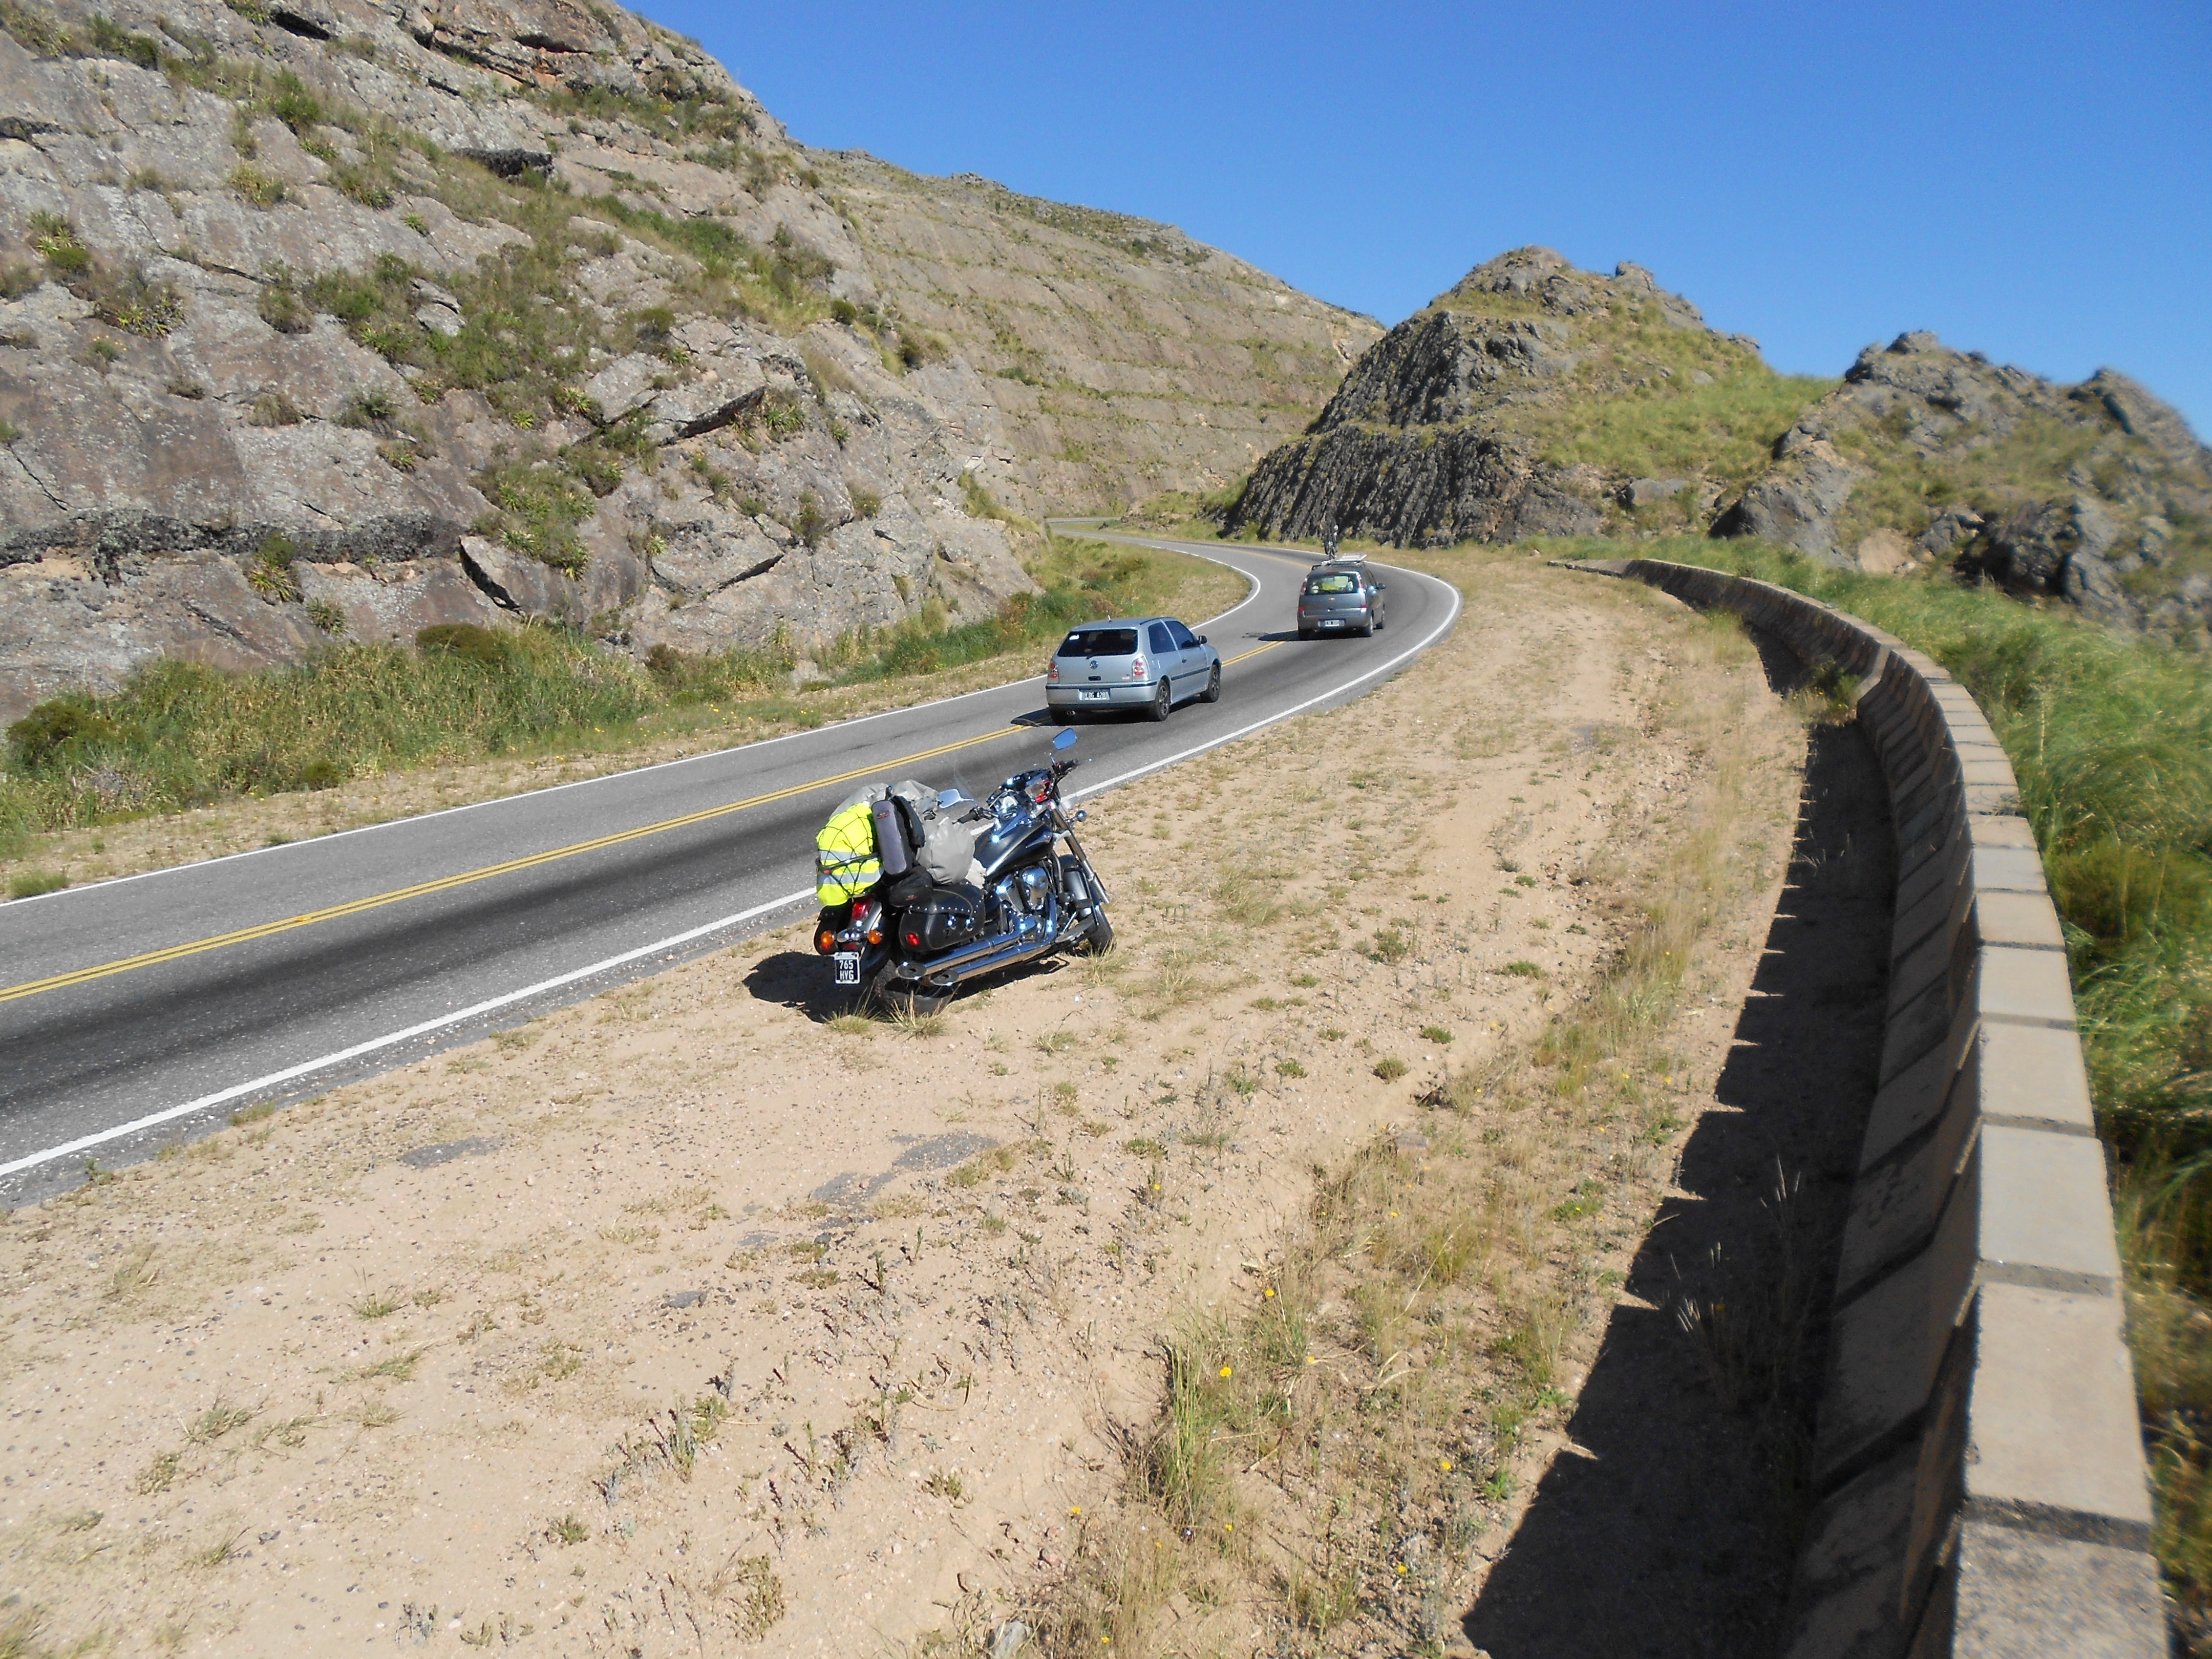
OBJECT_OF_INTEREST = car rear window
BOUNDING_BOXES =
[1057,628,1138,657]
[1307,573,1358,593]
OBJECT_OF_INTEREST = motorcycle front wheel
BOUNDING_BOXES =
[1074,909,1114,955]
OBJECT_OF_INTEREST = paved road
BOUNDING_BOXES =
[0,532,1458,1203]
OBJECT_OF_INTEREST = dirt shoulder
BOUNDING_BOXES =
[0,551,1806,1657]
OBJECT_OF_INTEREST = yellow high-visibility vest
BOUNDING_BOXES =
[815,802,881,905]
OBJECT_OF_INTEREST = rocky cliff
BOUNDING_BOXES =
[816,157,1380,514]
[1229,248,2212,645]
[0,0,1366,722]
[1227,248,1796,546]
[1712,333,2212,641]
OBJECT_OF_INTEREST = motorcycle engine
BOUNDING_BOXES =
[1015,866,1052,912]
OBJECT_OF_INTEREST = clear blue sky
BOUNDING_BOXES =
[637,0,2211,435]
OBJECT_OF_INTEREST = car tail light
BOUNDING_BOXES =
[1130,657,1146,679]
[1048,661,1060,683]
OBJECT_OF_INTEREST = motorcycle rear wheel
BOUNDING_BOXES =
[864,963,952,1017]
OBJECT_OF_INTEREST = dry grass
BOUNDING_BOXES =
[1010,598,1786,1655]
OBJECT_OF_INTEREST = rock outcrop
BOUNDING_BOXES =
[1227,248,1768,546]
[1229,248,2211,645]
[0,0,1364,721]
[1710,333,2212,642]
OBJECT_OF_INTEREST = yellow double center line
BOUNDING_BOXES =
[1222,641,1283,667]
[1,725,1024,1007]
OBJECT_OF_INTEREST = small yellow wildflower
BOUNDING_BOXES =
[1070,1505,1081,1516]
[1263,1288,1275,1299]
[1219,1365,1232,1379]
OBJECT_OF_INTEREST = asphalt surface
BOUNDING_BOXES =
[0,531,1458,1203]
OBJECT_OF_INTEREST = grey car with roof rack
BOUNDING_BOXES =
[1045,615,1223,722]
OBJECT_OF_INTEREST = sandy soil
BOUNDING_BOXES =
[0,552,1805,1657]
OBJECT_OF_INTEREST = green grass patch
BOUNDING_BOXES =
[0,536,1232,848]
[1545,530,2212,1624]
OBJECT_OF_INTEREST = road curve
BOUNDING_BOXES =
[0,533,1458,1203]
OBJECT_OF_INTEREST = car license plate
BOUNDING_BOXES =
[1079,689,1109,700]
[1322,619,1345,628]
[833,952,861,986]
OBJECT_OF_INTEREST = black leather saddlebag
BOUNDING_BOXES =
[901,886,983,953]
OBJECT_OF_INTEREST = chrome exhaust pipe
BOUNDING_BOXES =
[908,893,1060,987]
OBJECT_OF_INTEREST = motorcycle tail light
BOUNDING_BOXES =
[815,929,837,954]
[903,929,923,949]
[866,927,884,945]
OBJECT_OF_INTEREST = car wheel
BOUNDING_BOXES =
[1200,663,1221,703]
[1148,680,1172,721]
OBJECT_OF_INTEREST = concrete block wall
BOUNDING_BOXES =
[1575,558,2165,1657]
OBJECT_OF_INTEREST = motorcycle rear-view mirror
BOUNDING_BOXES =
[1052,729,1078,751]
[937,788,964,810]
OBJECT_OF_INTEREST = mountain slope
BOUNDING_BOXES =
[1227,247,1828,546]
[816,155,1379,514]
[0,0,1363,721]
[1228,247,2212,645]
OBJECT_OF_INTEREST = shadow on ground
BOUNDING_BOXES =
[1464,639,1897,1657]
[742,949,850,1021]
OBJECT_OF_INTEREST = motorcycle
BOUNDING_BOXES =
[813,728,1113,1013]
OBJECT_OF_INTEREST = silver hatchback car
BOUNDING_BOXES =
[1297,558,1388,637]
[1046,616,1223,722]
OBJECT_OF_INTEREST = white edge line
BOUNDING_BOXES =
[0,887,814,1179]
[10,539,1270,911]
[1,544,1402,1183]
[1068,561,1462,802]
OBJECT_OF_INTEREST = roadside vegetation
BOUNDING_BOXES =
[1010,566,1798,1654]
[1531,532,2212,1640]
[0,536,1231,868]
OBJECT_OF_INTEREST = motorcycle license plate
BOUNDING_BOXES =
[833,952,861,986]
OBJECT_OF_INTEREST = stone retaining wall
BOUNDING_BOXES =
[1572,558,2165,1657]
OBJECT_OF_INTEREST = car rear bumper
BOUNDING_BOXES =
[1048,684,1157,709]
[1299,610,1369,629]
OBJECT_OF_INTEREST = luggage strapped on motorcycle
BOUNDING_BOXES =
[815,780,981,908]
